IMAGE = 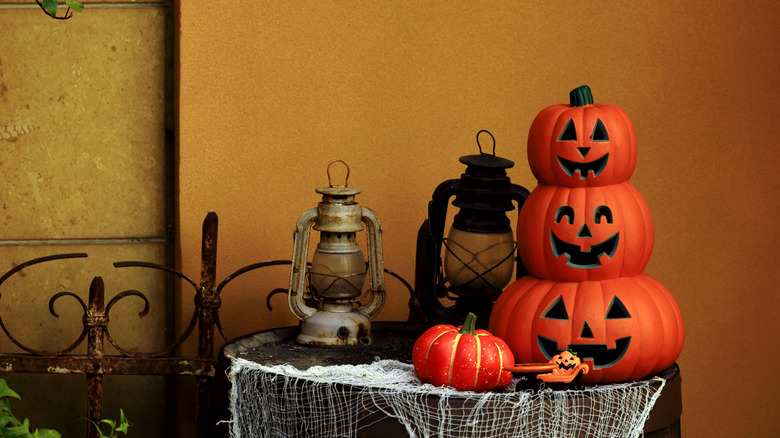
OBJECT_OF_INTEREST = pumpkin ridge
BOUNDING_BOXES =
[607,106,632,183]
[637,274,684,369]
[587,185,609,281]
[496,340,506,388]
[447,333,463,387]
[472,334,482,391]
[621,182,653,278]
[563,186,579,279]
[423,330,452,381]
[529,105,565,181]
[622,276,656,380]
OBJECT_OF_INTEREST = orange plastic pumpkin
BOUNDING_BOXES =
[518,182,653,282]
[527,85,637,187]
[539,350,590,383]
[413,312,514,392]
[488,274,684,384]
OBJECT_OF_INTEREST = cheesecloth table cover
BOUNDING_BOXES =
[227,358,664,438]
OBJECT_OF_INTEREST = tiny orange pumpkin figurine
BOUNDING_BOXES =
[413,312,514,392]
[538,350,589,383]
[504,349,589,386]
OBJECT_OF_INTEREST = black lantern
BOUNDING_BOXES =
[413,130,529,328]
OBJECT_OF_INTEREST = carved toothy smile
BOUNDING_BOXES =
[538,335,631,369]
[550,231,619,269]
[557,153,609,179]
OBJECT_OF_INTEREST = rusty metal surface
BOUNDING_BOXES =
[0,211,417,438]
[0,355,214,375]
[0,213,228,438]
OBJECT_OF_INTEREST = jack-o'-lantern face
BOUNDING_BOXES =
[552,117,614,181]
[518,183,653,282]
[527,85,637,187]
[552,350,582,371]
[550,204,619,269]
[488,275,685,384]
[538,294,631,369]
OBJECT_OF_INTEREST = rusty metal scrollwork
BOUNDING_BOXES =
[0,211,418,438]
[0,253,88,356]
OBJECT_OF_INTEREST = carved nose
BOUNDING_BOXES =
[581,321,594,338]
[578,147,591,158]
[577,224,592,238]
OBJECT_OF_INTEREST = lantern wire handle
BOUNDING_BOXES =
[326,160,350,187]
[476,130,496,156]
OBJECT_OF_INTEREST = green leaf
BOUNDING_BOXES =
[0,379,21,400]
[33,429,62,438]
[41,0,58,17]
[114,409,130,434]
[1,399,17,415]
[4,418,31,437]
[88,420,112,438]
[0,413,14,426]
[69,1,84,12]
[0,413,23,428]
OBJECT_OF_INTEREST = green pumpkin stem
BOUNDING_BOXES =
[459,312,478,336]
[569,85,594,107]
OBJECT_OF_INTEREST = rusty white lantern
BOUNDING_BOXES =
[288,160,386,346]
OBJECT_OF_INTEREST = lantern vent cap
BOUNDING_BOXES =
[459,130,515,170]
[459,153,515,170]
[315,186,361,197]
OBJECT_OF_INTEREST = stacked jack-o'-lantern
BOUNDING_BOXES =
[489,86,684,384]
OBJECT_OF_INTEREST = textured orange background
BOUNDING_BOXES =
[177,2,780,436]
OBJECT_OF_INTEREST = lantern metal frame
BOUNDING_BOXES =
[288,160,386,346]
[413,131,529,327]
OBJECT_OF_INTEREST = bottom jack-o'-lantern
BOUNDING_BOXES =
[489,274,684,384]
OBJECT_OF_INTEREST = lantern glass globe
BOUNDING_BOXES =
[443,227,514,298]
[310,248,367,300]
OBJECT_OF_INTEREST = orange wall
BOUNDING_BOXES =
[178,2,780,436]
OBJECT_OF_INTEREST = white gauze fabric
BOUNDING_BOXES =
[227,358,664,438]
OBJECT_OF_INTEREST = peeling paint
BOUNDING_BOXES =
[1,124,39,142]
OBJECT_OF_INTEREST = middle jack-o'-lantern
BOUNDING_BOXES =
[489,274,684,384]
[518,181,653,282]
[527,85,637,187]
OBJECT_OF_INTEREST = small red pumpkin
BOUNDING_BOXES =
[528,85,637,187]
[489,274,684,384]
[518,182,653,281]
[413,312,514,392]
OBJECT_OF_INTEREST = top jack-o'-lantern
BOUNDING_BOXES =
[528,85,637,187]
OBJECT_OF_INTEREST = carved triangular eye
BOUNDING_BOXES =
[591,119,609,142]
[558,119,577,141]
[606,296,631,319]
[543,296,569,320]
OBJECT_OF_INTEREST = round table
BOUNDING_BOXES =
[209,322,681,437]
